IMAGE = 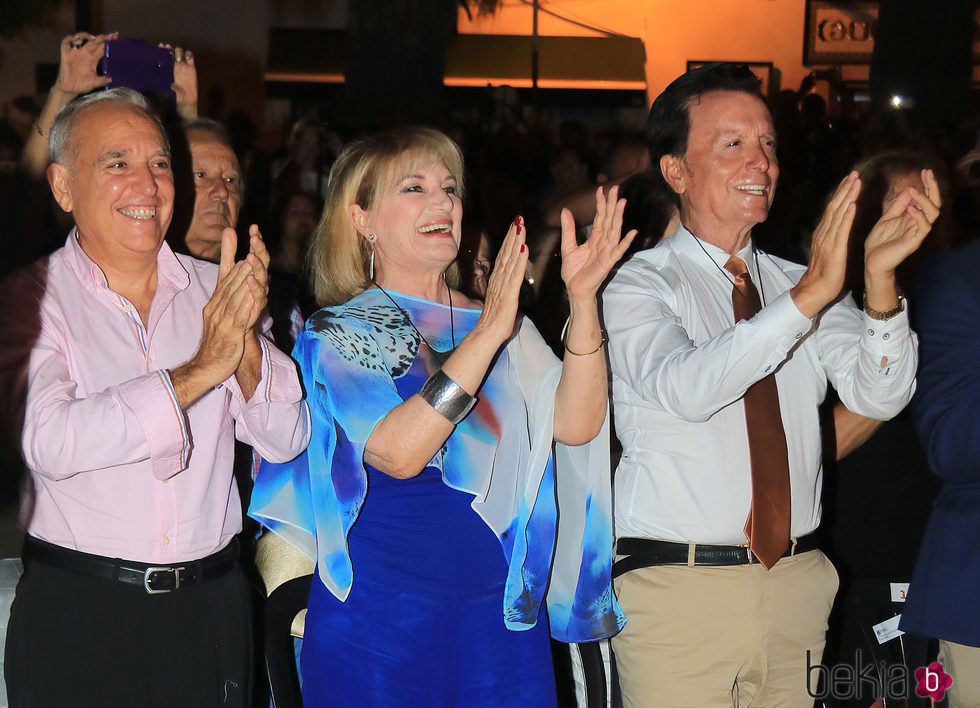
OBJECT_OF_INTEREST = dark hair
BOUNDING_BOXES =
[645,63,763,203]
[845,149,950,298]
[599,136,648,183]
[182,117,234,151]
[619,171,678,258]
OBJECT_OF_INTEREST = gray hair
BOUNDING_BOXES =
[182,116,234,151]
[48,87,169,168]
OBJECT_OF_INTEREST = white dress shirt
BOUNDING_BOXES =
[603,224,917,544]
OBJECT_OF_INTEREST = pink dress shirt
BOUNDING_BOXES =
[0,232,310,563]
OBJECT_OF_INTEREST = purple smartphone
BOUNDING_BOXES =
[103,39,175,101]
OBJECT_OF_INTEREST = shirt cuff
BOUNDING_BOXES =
[224,334,303,405]
[751,289,813,346]
[860,300,912,365]
[861,299,911,342]
[117,370,190,480]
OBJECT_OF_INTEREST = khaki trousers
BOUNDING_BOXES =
[612,549,838,708]
[938,639,980,707]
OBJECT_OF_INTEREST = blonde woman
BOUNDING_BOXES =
[251,127,633,707]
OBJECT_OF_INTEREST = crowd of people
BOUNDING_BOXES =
[0,30,978,708]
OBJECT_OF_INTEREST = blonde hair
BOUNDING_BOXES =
[309,127,465,306]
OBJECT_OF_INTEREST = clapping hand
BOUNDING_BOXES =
[215,225,270,334]
[559,185,637,300]
[791,171,861,318]
[242,224,270,331]
[864,169,941,278]
[477,217,529,345]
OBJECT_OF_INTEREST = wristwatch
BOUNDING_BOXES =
[862,290,904,321]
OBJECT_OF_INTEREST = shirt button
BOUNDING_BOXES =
[882,333,890,340]
[765,365,772,373]
[161,478,168,484]
[868,329,875,336]
[795,332,803,339]
[162,536,170,545]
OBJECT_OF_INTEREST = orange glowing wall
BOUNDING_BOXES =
[458,0,871,104]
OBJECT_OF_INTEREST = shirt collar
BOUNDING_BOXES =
[64,228,191,295]
[671,223,757,275]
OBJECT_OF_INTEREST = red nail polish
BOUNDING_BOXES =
[514,216,523,235]
[520,244,526,253]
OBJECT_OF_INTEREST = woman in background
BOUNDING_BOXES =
[823,152,946,708]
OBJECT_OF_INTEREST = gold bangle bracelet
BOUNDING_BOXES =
[560,316,607,356]
[564,338,606,356]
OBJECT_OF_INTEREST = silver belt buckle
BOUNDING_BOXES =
[143,566,184,594]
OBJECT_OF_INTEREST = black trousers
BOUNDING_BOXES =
[5,550,254,708]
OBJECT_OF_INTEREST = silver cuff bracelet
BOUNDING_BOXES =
[419,370,478,424]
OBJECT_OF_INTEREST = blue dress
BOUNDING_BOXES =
[250,289,624,707]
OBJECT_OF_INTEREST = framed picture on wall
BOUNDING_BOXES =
[686,61,774,97]
[804,0,877,65]
[805,0,980,66]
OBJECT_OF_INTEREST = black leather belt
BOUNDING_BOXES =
[23,535,238,594]
[613,534,820,578]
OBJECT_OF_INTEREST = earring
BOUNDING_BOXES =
[367,234,377,280]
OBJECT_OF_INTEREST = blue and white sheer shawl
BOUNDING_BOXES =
[249,289,625,642]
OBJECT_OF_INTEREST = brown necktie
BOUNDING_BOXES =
[724,255,791,569]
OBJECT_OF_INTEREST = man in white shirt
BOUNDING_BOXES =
[603,63,939,707]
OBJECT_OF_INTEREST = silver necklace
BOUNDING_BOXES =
[373,278,456,364]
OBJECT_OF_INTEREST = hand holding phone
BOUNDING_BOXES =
[58,33,115,96]
[102,39,175,101]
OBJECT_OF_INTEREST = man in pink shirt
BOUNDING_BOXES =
[0,88,310,706]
